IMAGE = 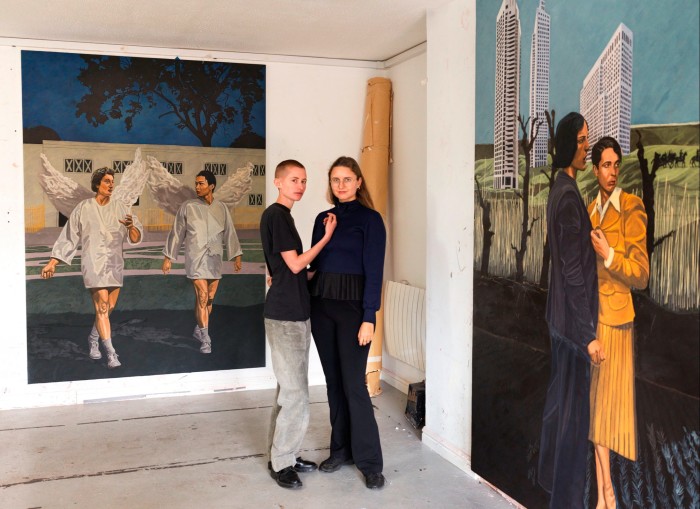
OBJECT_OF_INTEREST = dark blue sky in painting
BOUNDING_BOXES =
[21,50,265,148]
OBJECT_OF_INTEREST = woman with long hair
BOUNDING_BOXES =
[309,156,387,489]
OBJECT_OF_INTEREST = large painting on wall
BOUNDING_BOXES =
[471,1,699,507]
[22,50,267,383]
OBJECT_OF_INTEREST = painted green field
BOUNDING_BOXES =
[474,124,700,311]
[475,143,699,205]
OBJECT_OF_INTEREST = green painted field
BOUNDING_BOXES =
[473,123,700,311]
[475,143,699,205]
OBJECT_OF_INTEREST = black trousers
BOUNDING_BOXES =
[310,297,383,474]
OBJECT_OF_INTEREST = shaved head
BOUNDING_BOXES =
[275,159,305,178]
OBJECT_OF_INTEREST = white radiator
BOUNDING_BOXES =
[384,280,426,372]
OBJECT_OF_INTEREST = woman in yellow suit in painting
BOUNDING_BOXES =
[588,136,649,509]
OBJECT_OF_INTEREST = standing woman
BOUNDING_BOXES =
[309,156,387,489]
[41,167,143,369]
[588,136,649,508]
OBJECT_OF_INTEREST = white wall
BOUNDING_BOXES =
[386,49,428,290]
[0,41,381,409]
[381,48,429,392]
[0,6,484,487]
[422,0,476,473]
[0,46,29,406]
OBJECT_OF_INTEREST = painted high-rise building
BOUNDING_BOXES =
[494,0,520,190]
[529,0,550,168]
[580,23,634,155]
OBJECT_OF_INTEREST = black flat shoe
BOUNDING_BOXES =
[293,457,318,473]
[269,465,303,489]
[364,472,385,489]
[319,456,353,473]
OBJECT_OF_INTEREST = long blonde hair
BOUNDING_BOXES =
[326,156,375,210]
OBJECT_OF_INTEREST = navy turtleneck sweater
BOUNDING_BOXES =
[310,199,386,324]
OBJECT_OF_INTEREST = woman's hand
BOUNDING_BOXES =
[119,214,135,229]
[587,338,606,366]
[590,228,610,259]
[323,213,337,238]
[358,322,375,346]
[41,259,58,279]
[120,214,142,242]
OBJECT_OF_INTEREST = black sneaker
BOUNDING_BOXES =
[293,457,318,473]
[319,456,353,473]
[269,465,302,489]
[364,472,385,489]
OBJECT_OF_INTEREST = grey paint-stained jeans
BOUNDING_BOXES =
[265,318,312,472]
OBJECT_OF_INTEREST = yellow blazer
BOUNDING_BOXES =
[588,190,650,326]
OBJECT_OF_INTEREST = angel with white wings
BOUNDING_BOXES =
[39,149,147,369]
[153,158,252,354]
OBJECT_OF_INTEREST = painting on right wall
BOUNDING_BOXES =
[472,1,699,507]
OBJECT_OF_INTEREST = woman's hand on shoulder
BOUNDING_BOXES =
[590,228,610,259]
[358,322,375,346]
[323,212,337,237]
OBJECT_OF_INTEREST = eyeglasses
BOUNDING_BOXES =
[330,177,356,186]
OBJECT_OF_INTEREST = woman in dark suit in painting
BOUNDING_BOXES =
[538,113,605,509]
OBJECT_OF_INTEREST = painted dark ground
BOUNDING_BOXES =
[472,272,700,509]
[26,274,265,384]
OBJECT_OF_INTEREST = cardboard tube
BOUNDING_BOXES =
[359,77,392,397]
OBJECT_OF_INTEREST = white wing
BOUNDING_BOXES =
[39,153,94,217]
[146,156,196,216]
[113,148,148,207]
[216,162,254,207]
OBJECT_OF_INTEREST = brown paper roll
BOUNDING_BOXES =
[359,77,392,397]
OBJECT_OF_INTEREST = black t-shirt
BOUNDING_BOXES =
[260,203,310,321]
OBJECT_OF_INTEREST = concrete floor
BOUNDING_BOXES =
[0,383,516,508]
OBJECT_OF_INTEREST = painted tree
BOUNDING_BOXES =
[475,176,494,276]
[512,114,542,283]
[635,130,675,270]
[76,56,264,147]
[538,109,557,288]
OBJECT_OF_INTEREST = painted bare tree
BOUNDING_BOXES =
[76,56,264,147]
[538,109,557,288]
[475,176,494,276]
[635,130,675,270]
[512,114,542,283]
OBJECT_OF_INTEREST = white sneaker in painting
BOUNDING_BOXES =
[89,339,102,360]
[200,335,212,354]
[106,351,121,369]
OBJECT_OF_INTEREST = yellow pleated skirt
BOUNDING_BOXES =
[589,321,637,461]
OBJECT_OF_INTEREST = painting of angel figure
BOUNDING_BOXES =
[22,50,267,383]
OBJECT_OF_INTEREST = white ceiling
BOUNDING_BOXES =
[0,0,450,62]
